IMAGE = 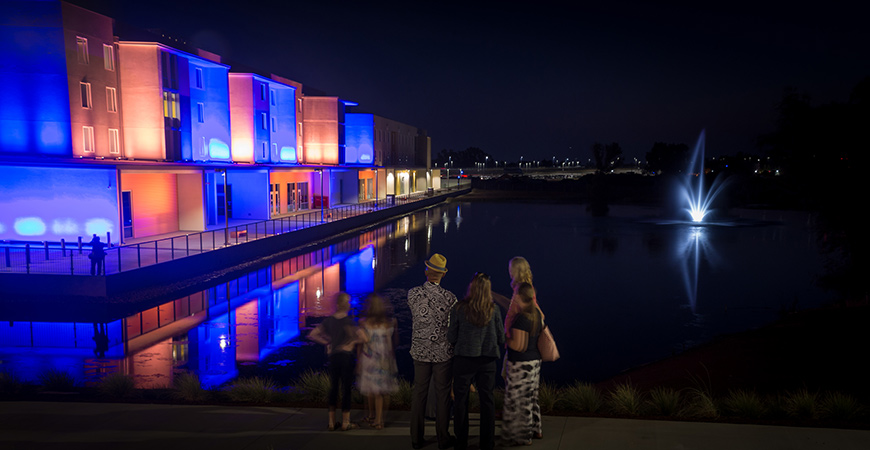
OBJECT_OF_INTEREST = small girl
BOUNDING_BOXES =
[357,293,399,429]
[308,292,365,431]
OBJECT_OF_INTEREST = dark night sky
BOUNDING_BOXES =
[70,0,870,163]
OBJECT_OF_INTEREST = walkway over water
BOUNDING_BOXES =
[0,184,469,277]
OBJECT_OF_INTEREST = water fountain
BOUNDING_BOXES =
[682,130,729,224]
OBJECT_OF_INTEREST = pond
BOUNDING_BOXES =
[0,201,834,387]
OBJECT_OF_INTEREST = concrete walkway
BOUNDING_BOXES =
[1,401,867,450]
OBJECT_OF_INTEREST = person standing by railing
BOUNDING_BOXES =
[88,235,106,276]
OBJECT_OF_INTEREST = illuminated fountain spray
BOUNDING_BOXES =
[682,130,728,224]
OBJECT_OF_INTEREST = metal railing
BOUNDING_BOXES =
[0,181,470,276]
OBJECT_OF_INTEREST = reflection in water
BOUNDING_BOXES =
[675,226,722,313]
[0,214,431,388]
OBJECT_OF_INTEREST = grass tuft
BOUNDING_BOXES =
[721,389,765,419]
[225,377,278,403]
[682,388,718,419]
[819,392,862,421]
[296,370,330,402]
[392,377,413,407]
[783,388,818,420]
[98,373,137,398]
[538,382,558,414]
[0,371,26,396]
[607,383,644,416]
[173,372,209,402]
[560,382,603,413]
[646,387,682,416]
[37,368,77,392]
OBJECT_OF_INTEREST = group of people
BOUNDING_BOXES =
[308,253,548,449]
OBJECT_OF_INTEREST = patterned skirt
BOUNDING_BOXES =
[500,359,542,444]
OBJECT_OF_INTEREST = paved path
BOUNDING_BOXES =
[1,401,868,450]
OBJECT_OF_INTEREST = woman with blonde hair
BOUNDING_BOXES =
[501,282,544,445]
[505,257,540,335]
[448,272,504,450]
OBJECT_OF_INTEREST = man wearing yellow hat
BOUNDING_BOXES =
[408,253,457,449]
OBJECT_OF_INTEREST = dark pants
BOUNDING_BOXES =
[90,256,104,275]
[411,359,453,447]
[453,355,497,450]
[328,351,355,411]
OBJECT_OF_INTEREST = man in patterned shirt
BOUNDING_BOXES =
[409,253,457,449]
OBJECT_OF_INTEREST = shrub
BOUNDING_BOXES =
[721,389,765,419]
[225,377,278,403]
[296,370,330,402]
[647,387,682,416]
[98,373,137,398]
[607,383,644,416]
[819,392,862,421]
[538,382,558,414]
[560,382,603,413]
[783,389,817,420]
[173,372,209,402]
[37,368,77,392]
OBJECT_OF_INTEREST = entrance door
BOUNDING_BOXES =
[122,191,133,238]
[287,182,296,212]
[298,182,309,210]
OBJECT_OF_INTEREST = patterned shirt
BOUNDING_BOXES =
[408,281,458,362]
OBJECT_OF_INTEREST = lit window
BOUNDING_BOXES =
[298,98,302,112]
[271,116,276,132]
[106,87,117,112]
[76,37,88,64]
[163,91,180,119]
[83,126,95,152]
[262,142,268,159]
[261,84,267,101]
[262,113,268,130]
[197,102,205,123]
[108,129,120,154]
[271,89,276,106]
[80,82,92,109]
[103,44,114,71]
[195,68,203,89]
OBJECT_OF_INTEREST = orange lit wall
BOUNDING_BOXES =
[302,97,339,165]
[118,43,165,160]
[270,170,314,186]
[127,337,173,388]
[235,300,259,362]
[300,263,341,317]
[228,74,254,162]
[120,172,178,238]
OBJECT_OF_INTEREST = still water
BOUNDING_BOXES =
[0,202,833,387]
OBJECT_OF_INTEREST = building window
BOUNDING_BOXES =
[103,44,114,71]
[195,68,203,89]
[80,82,92,109]
[197,102,205,123]
[163,91,180,119]
[83,126,95,152]
[76,37,88,64]
[271,116,276,132]
[261,84,267,101]
[262,142,268,159]
[262,113,268,130]
[108,129,120,154]
[270,89,276,106]
[298,98,302,112]
[106,87,117,112]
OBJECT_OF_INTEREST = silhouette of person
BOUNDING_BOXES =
[89,235,106,275]
[92,323,109,358]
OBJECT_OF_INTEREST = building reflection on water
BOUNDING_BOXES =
[0,211,434,388]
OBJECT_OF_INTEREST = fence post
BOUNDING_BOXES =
[78,236,83,254]
[61,239,66,257]
[171,238,175,259]
[186,235,190,256]
[44,241,49,260]
[70,251,74,275]
[25,243,31,274]
[5,247,10,267]
[137,244,141,268]
[154,241,159,263]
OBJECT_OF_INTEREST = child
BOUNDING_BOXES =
[357,293,399,429]
[308,292,365,431]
